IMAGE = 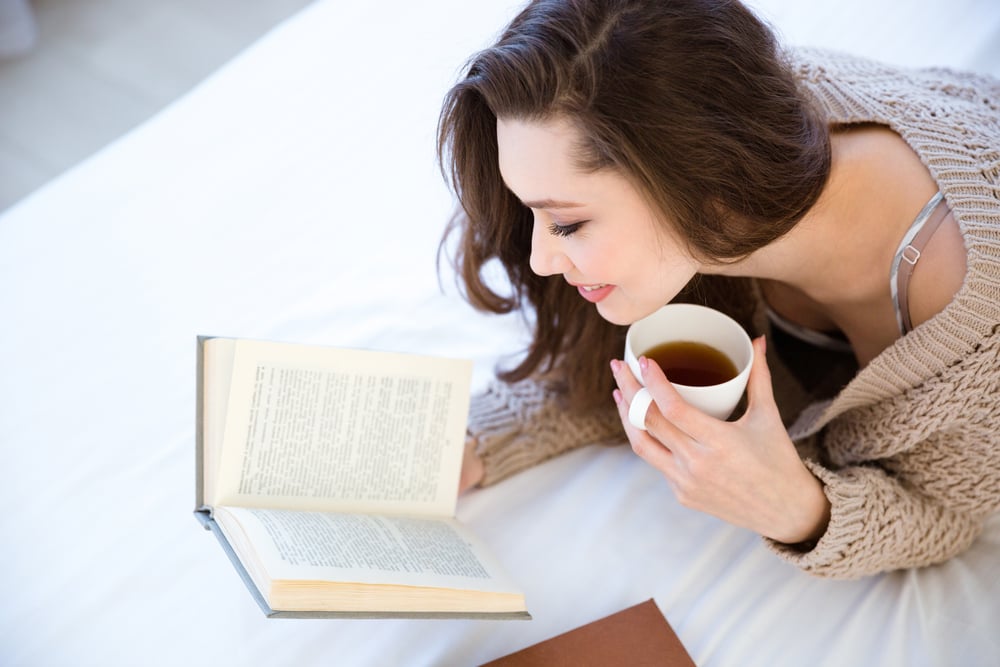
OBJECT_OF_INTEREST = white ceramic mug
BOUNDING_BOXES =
[624,303,753,426]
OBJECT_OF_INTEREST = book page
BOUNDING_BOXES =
[214,339,472,516]
[201,337,237,507]
[215,505,522,595]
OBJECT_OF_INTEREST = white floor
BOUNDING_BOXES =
[0,0,313,212]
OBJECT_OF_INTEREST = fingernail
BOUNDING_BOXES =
[639,356,649,373]
[612,389,623,405]
[610,359,621,373]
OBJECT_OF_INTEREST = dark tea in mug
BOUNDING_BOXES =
[642,340,739,387]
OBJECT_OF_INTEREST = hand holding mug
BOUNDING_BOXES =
[611,305,831,544]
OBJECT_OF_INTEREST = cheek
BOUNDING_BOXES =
[636,244,697,305]
[649,228,695,276]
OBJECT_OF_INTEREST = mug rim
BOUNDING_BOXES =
[624,303,753,389]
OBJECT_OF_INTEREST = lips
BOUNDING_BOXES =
[573,282,614,303]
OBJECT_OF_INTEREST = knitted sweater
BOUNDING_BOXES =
[467,50,1000,579]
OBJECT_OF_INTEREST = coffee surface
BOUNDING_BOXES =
[642,341,738,387]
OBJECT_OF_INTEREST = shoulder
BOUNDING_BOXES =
[785,45,1000,87]
[785,47,1000,123]
[785,48,1000,238]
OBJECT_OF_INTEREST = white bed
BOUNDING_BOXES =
[2,1,998,665]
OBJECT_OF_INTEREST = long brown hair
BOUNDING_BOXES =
[437,0,831,411]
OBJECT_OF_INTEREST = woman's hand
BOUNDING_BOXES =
[611,336,830,544]
[458,434,485,494]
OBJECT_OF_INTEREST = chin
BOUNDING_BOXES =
[595,302,641,327]
[596,299,665,327]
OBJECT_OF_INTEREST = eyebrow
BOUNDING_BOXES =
[521,198,587,209]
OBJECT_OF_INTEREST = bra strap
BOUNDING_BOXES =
[890,192,950,335]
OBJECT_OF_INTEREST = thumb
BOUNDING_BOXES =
[745,336,777,412]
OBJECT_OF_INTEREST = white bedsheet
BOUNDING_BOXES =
[2,1,998,665]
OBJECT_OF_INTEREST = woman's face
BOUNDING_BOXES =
[496,116,699,325]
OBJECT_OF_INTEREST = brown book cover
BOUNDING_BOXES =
[481,599,696,666]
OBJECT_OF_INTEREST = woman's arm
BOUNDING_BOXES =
[611,335,998,577]
[464,373,624,489]
[763,455,984,578]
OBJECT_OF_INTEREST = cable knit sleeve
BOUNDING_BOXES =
[762,330,1000,578]
[467,375,625,487]
[764,456,986,578]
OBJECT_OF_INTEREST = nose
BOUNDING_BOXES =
[528,216,573,277]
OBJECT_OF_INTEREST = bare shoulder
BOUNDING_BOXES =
[823,124,968,344]
[908,209,967,328]
[853,126,968,328]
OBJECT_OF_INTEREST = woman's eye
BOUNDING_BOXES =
[547,220,587,237]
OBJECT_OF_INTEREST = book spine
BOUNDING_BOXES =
[195,335,212,510]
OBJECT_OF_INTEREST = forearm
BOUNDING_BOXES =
[765,459,983,578]
[468,375,624,486]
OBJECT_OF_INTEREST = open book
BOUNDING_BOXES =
[194,336,528,619]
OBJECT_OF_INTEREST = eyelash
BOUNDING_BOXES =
[547,221,588,237]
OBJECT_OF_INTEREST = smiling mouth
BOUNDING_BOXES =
[575,282,614,304]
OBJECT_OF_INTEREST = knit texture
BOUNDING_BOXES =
[468,373,623,487]
[467,49,1000,578]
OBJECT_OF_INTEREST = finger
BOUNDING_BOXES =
[610,359,653,430]
[610,358,644,403]
[458,435,484,493]
[745,336,777,413]
[614,388,676,472]
[638,354,714,437]
[622,359,703,463]
[613,359,676,433]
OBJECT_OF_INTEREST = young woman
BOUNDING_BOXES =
[437,0,1000,578]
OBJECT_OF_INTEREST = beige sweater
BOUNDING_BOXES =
[467,50,1000,579]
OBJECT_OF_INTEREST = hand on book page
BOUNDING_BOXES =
[459,435,485,493]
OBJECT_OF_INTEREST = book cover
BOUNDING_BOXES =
[482,599,694,666]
